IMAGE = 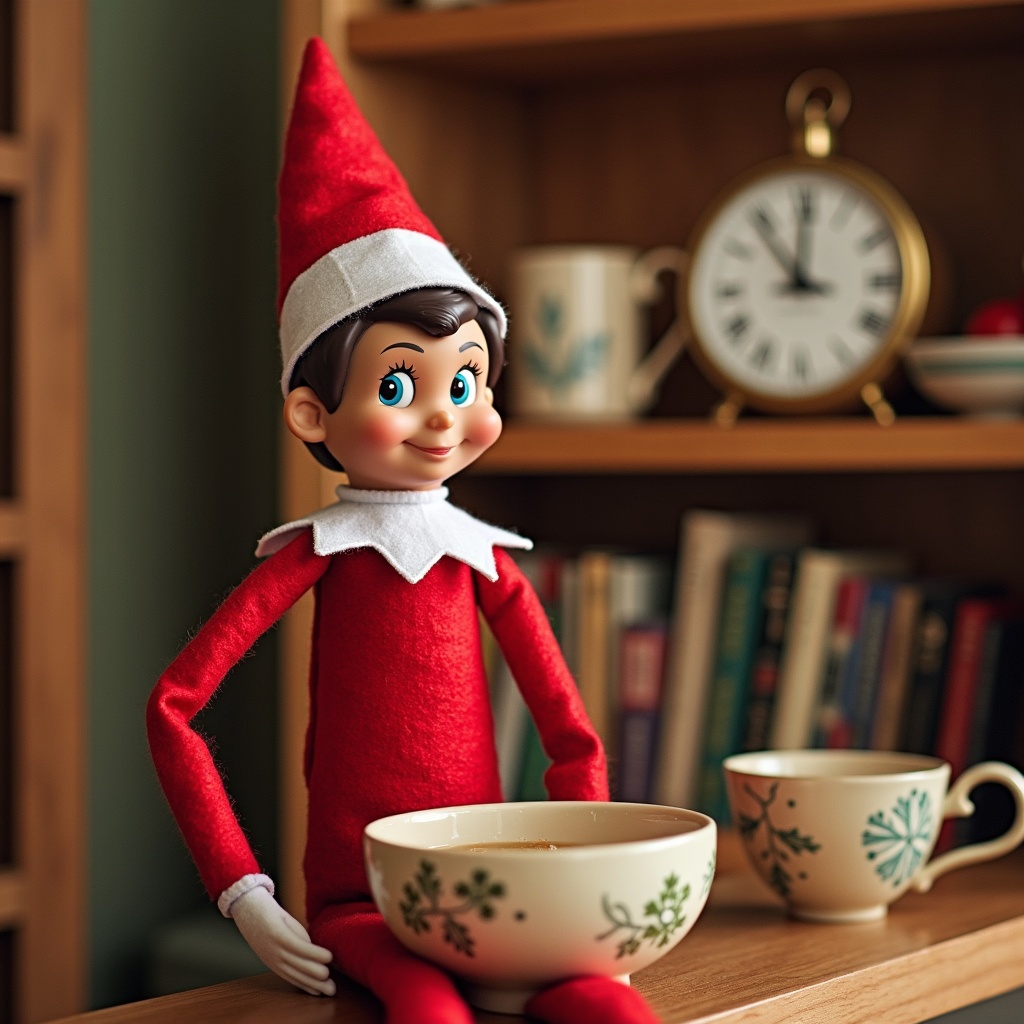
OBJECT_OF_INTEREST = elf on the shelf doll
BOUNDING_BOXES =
[147,39,660,1024]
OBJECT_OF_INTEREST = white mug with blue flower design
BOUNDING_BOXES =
[723,750,1024,923]
[508,245,687,420]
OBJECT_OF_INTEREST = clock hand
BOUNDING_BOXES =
[794,188,813,283]
[776,189,835,294]
[748,208,797,280]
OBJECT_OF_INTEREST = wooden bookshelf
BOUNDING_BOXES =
[474,418,1024,475]
[275,8,1024,1021]
[0,2,88,1022]
[44,849,1024,1024]
[348,0,1024,81]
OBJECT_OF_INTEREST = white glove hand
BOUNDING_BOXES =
[229,886,336,996]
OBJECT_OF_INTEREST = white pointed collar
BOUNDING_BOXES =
[255,485,532,584]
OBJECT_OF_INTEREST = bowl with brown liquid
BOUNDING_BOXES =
[363,800,717,1014]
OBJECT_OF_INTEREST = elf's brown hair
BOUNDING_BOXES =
[289,287,504,471]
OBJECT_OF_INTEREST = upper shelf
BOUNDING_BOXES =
[471,417,1024,474]
[348,0,1024,82]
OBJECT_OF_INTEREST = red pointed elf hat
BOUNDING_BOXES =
[277,38,506,396]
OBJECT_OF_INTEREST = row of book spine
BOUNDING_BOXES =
[487,509,1024,839]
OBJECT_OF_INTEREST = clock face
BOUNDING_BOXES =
[687,161,927,407]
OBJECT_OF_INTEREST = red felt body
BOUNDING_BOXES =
[146,530,608,915]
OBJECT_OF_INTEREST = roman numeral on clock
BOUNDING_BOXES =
[857,227,889,254]
[725,314,750,342]
[868,271,902,290]
[749,339,775,372]
[858,308,889,336]
[792,347,810,381]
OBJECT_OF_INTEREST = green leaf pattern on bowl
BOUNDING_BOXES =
[399,859,506,958]
[597,872,693,959]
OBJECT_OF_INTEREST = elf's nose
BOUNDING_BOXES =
[426,409,455,431]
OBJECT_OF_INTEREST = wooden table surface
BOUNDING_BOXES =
[49,850,1024,1024]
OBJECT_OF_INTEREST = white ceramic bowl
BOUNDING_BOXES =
[903,337,1024,415]
[363,800,716,1014]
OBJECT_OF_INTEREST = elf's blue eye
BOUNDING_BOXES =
[379,371,414,408]
[450,369,477,406]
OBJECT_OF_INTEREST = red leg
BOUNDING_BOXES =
[526,975,661,1024]
[310,901,474,1024]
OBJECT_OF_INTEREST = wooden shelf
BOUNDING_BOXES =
[0,501,25,554]
[471,417,1024,475]
[46,851,1024,1024]
[348,0,1024,81]
[0,868,26,928]
[0,134,27,193]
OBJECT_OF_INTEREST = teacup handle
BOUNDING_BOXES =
[912,761,1024,894]
[625,247,690,412]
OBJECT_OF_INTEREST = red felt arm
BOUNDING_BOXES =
[477,548,609,801]
[146,529,330,900]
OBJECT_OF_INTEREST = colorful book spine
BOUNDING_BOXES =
[740,551,797,752]
[616,623,668,803]
[770,549,909,750]
[697,547,773,821]
[935,597,1019,778]
[814,575,869,749]
[868,582,923,751]
[846,580,898,749]
[900,584,999,755]
[654,510,813,808]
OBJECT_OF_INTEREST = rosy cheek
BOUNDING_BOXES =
[466,404,502,449]
[358,407,409,449]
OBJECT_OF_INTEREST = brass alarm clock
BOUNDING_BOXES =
[684,70,931,425]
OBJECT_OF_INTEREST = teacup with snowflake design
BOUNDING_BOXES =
[723,750,1024,923]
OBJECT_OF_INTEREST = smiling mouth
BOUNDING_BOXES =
[404,442,457,457]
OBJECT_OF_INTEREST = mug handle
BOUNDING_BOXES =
[911,761,1024,893]
[625,246,690,412]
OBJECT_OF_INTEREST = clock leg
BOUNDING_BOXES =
[712,393,744,427]
[860,382,896,426]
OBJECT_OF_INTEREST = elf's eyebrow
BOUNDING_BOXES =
[381,342,424,354]
[459,341,484,352]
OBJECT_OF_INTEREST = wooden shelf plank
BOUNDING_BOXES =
[348,0,1024,80]
[0,868,26,927]
[471,418,1024,475]
[44,852,1024,1024]
[0,134,27,193]
[0,501,25,554]
[637,850,1024,1023]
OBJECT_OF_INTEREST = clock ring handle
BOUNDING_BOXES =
[625,246,690,414]
[786,69,851,158]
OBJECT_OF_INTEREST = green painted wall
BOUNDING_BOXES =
[88,1,281,1008]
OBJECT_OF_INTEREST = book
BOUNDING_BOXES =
[813,575,870,749]
[935,599,1020,850]
[966,617,1024,843]
[770,549,910,750]
[696,547,776,821]
[573,548,667,757]
[652,510,813,809]
[900,582,1001,755]
[605,554,674,766]
[740,550,798,753]
[935,597,1021,779]
[616,622,669,803]
[868,581,924,751]
[844,579,902,749]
